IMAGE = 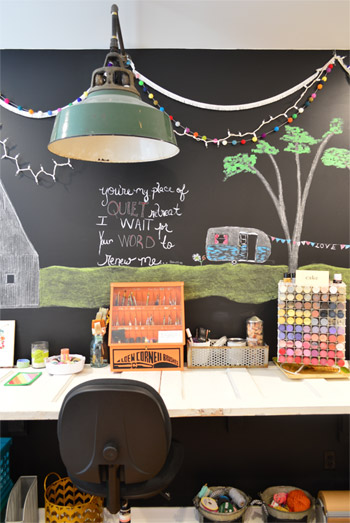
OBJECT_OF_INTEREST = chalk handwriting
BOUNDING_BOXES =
[99,186,150,206]
[148,203,182,219]
[97,182,189,266]
[97,254,162,267]
[96,215,108,226]
[154,222,173,239]
[98,230,114,255]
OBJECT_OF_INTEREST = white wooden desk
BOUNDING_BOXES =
[0,363,349,420]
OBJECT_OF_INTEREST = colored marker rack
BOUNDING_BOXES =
[277,280,346,367]
[109,282,185,371]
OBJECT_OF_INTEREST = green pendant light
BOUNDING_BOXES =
[48,5,179,163]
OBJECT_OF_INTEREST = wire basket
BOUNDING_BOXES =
[0,437,13,515]
[260,485,314,520]
[44,473,104,523]
[187,344,269,368]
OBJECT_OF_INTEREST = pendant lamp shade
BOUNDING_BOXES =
[48,90,179,163]
[48,5,179,163]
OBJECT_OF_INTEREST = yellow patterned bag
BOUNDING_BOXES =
[44,473,104,522]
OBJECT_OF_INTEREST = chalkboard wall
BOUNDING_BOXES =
[0,49,349,362]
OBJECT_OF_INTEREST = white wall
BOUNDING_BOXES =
[0,0,349,50]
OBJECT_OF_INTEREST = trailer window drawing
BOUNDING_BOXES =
[206,226,271,264]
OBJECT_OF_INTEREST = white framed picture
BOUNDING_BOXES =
[0,320,16,367]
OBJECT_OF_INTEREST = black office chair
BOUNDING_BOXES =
[57,378,183,515]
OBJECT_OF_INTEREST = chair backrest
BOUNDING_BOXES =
[57,378,175,513]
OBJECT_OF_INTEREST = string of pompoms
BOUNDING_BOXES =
[0,54,348,148]
[130,60,335,147]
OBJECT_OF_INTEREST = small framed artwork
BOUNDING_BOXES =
[0,320,16,367]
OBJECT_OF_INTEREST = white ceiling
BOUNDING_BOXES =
[0,0,349,50]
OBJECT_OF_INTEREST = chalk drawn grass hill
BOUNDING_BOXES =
[39,263,350,308]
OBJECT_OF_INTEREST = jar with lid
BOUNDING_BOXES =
[246,316,263,347]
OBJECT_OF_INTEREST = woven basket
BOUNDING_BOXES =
[193,485,250,521]
[260,485,314,520]
[44,473,104,523]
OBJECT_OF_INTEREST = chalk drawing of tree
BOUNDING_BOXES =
[223,118,350,272]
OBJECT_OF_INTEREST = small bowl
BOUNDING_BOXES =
[45,354,85,375]
[260,485,314,520]
[193,486,249,521]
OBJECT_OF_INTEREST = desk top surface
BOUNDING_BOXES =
[0,363,349,420]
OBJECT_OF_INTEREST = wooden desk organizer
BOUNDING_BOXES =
[109,282,185,371]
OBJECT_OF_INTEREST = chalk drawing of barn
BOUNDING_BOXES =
[0,180,39,308]
[206,226,271,264]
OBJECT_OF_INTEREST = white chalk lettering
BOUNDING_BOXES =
[160,235,175,249]
[154,222,173,240]
[148,203,182,219]
[96,183,190,266]
[96,215,108,226]
[99,186,149,206]
[98,230,114,255]
[151,182,175,200]
[97,254,137,266]
[176,183,189,202]
[138,256,163,266]
[119,217,153,231]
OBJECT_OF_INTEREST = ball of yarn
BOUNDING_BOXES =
[287,489,311,512]
[273,492,287,505]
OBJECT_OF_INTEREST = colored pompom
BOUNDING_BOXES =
[287,489,311,512]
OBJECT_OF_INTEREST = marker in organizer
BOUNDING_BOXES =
[186,328,193,343]
[60,348,70,362]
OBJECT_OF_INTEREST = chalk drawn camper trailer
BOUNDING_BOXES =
[206,226,271,264]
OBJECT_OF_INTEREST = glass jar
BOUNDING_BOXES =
[90,334,108,368]
[246,316,264,347]
[31,341,49,368]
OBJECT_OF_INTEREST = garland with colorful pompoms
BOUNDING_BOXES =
[0,54,349,149]
[130,59,337,147]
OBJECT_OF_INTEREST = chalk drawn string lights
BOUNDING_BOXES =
[0,54,349,149]
[0,137,73,184]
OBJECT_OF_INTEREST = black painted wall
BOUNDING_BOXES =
[0,49,349,513]
[0,49,349,361]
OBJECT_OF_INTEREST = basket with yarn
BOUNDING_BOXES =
[193,485,250,521]
[260,485,314,520]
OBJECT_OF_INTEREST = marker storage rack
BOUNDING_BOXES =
[109,282,185,371]
[187,343,269,368]
[277,280,346,367]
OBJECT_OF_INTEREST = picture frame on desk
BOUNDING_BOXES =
[0,320,15,367]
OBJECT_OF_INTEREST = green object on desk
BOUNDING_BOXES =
[4,372,42,386]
